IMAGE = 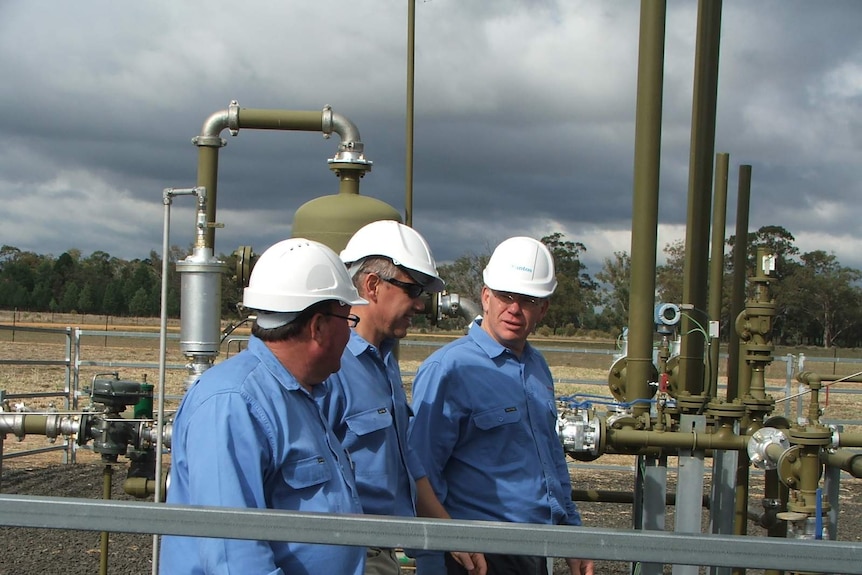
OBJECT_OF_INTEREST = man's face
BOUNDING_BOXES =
[365,270,427,341]
[480,286,548,354]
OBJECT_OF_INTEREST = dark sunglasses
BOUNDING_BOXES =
[322,312,360,328]
[382,276,426,299]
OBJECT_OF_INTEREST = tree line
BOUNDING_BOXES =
[1,225,859,347]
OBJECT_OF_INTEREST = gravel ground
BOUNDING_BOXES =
[1,459,861,575]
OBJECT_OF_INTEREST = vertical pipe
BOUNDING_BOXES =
[405,0,416,227]
[152,190,174,575]
[100,464,113,575]
[707,153,729,398]
[730,167,753,572]
[627,0,667,416]
[678,0,723,397]
[726,165,751,401]
[196,147,220,250]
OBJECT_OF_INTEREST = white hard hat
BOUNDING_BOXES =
[244,238,367,314]
[482,236,557,298]
[340,220,445,293]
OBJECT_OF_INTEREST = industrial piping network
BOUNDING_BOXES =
[3,2,862,574]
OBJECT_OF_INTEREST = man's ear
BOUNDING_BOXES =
[480,286,492,315]
[363,273,381,302]
[308,312,327,344]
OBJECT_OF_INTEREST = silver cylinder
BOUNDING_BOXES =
[178,248,226,356]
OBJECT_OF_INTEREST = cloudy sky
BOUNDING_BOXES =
[1,1,860,278]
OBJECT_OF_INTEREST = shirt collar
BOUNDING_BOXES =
[468,318,534,360]
[248,335,321,396]
[345,329,396,358]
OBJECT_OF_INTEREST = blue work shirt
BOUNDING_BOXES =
[321,330,421,517]
[408,320,582,527]
[160,335,365,575]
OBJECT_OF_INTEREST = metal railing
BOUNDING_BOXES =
[0,324,73,462]
[0,493,860,574]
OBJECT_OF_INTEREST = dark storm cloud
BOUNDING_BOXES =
[0,0,860,277]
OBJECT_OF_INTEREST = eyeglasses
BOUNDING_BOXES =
[382,276,426,299]
[491,290,545,309]
[322,312,360,328]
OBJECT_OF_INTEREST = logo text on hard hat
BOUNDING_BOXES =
[512,265,534,273]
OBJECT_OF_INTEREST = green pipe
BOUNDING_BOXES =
[834,432,862,448]
[100,464,113,575]
[235,108,323,132]
[729,167,754,556]
[822,449,862,478]
[572,488,708,508]
[626,0,666,415]
[678,0,723,397]
[606,427,748,451]
[22,414,49,435]
[193,104,362,251]
[726,165,752,401]
[707,152,729,398]
[798,371,862,384]
[195,146,220,249]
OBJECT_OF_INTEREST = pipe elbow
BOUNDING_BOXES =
[194,100,239,146]
[329,109,361,144]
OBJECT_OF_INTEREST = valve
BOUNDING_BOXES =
[747,427,789,470]
[557,406,601,459]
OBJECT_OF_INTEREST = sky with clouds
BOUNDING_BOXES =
[1,0,860,278]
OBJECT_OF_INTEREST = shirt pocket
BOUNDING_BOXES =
[281,454,332,490]
[345,406,392,436]
[472,405,522,430]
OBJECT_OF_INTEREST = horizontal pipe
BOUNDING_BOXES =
[572,489,709,508]
[822,449,862,478]
[798,371,862,384]
[236,109,323,132]
[606,427,750,451]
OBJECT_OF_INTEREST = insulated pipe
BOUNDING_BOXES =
[626,0,666,416]
[678,0,722,398]
[706,153,729,398]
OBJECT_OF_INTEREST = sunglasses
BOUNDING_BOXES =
[382,276,426,299]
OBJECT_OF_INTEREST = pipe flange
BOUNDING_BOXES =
[227,100,240,136]
[788,427,833,446]
[706,400,746,419]
[191,135,227,148]
[321,105,333,137]
[748,427,789,470]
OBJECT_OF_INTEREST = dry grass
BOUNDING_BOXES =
[2,317,861,468]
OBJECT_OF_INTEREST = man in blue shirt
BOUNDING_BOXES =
[322,220,485,575]
[408,237,595,575]
[160,238,369,575]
